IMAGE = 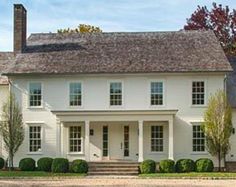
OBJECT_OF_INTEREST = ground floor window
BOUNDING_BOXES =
[69,126,82,152]
[151,125,163,152]
[124,126,129,157]
[103,126,108,157]
[29,125,41,152]
[192,124,205,152]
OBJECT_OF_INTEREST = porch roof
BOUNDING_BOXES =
[52,109,178,122]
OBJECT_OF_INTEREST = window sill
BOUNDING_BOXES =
[190,152,208,155]
[149,152,166,155]
[109,105,124,109]
[68,106,84,110]
[191,105,207,108]
[149,105,166,109]
[67,152,84,155]
[28,106,44,110]
[27,152,43,155]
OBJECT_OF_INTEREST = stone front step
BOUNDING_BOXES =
[88,171,139,176]
[88,162,140,175]
[226,162,236,172]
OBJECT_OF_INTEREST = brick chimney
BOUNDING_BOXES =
[14,4,27,53]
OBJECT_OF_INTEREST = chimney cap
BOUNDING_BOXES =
[14,4,27,12]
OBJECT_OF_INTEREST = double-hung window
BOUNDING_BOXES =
[151,82,163,106]
[110,82,122,106]
[192,124,205,152]
[29,82,42,107]
[192,81,205,105]
[69,126,82,153]
[29,125,41,152]
[151,125,163,152]
[69,83,82,106]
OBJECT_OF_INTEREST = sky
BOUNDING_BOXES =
[0,0,236,51]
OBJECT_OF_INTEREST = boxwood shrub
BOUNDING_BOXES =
[140,159,156,174]
[70,159,88,173]
[159,159,175,173]
[19,158,35,171]
[51,158,69,173]
[37,157,53,172]
[175,159,195,173]
[0,157,4,169]
[195,158,214,172]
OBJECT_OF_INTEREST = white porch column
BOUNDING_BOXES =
[60,123,64,157]
[168,119,174,160]
[56,118,61,157]
[138,120,144,162]
[85,121,90,161]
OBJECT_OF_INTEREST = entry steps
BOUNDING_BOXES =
[88,161,139,175]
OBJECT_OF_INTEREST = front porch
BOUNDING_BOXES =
[52,110,177,162]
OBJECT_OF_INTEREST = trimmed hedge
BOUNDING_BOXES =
[51,158,69,173]
[70,159,88,173]
[19,158,35,171]
[159,159,175,173]
[0,157,4,169]
[37,157,53,172]
[175,159,195,173]
[195,158,214,172]
[140,159,156,174]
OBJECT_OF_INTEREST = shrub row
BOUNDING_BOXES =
[18,157,88,173]
[140,158,214,174]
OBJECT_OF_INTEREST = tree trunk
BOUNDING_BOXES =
[9,152,14,171]
[224,154,226,171]
[218,149,221,172]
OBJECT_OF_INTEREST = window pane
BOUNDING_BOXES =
[29,126,41,152]
[151,125,163,152]
[192,81,205,105]
[69,83,82,106]
[192,124,205,152]
[110,82,122,106]
[69,126,82,152]
[103,126,108,156]
[29,83,42,107]
[151,82,163,106]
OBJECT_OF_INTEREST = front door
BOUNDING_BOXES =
[109,124,130,160]
[109,124,123,160]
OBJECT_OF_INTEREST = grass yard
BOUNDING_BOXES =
[140,172,236,179]
[0,171,86,178]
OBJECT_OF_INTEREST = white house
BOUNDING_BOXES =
[1,4,236,171]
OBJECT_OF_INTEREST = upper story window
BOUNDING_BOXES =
[29,82,42,107]
[151,82,163,106]
[110,82,122,106]
[70,83,82,106]
[192,81,205,105]
[29,125,41,152]
[192,124,205,152]
[151,125,163,152]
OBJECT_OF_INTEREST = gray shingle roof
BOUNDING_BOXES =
[5,30,232,75]
[0,52,14,84]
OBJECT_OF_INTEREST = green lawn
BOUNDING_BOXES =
[0,171,86,178]
[140,172,236,178]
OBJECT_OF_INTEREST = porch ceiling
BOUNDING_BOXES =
[52,109,178,122]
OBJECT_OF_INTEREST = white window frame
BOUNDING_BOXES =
[68,81,83,108]
[149,80,165,107]
[108,80,124,108]
[27,122,43,155]
[28,82,43,108]
[191,80,207,107]
[192,123,206,153]
[68,125,84,154]
[150,125,164,153]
